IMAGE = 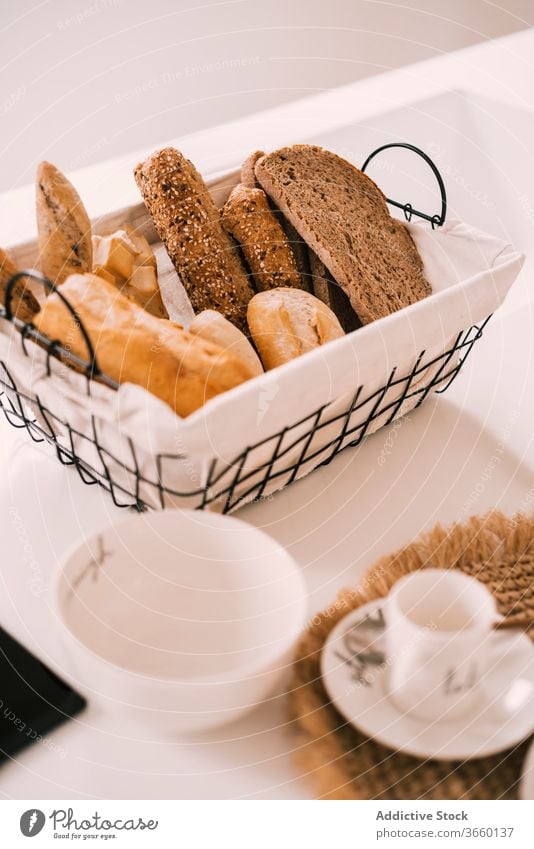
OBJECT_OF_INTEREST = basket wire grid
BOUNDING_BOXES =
[0,144,491,513]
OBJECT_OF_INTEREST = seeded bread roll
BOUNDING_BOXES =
[221,184,305,292]
[308,247,361,333]
[34,273,253,417]
[0,248,40,323]
[255,144,431,324]
[241,150,311,289]
[189,309,263,377]
[134,147,254,332]
[247,287,344,370]
[36,161,93,284]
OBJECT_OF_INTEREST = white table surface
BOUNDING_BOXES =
[2,29,534,799]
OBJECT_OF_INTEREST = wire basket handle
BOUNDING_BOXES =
[2,270,115,386]
[361,142,447,229]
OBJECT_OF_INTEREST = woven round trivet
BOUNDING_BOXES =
[290,511,534,799]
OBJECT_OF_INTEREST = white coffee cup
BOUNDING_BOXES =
[54,509,307,734]
[384,569,499,721]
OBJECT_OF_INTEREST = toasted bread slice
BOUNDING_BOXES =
[255,144,431,324]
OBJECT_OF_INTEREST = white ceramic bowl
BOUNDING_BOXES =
[54,509,307,734]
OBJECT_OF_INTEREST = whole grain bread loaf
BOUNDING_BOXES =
[222,184,306,292]
[134,147,254,332]
[255,145,431,324]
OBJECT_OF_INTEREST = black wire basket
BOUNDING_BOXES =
[0,144,491,513]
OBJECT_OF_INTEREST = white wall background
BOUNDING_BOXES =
[1,0,532,191]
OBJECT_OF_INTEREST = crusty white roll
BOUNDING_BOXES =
[247,287,344,371]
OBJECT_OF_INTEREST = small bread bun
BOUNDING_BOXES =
[247,287,344,370]
[189,309,263,377]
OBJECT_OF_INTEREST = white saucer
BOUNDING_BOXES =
[321,599,534,761]
[520,739,534,799]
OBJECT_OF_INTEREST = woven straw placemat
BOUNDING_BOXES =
[289,511,534,799]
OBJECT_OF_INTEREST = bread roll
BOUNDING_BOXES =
[36,161,92,284]
[189,310,263,377]
[134,147,254,331]
[255,144,431,324]
[221,184,305,292]
[34,274,253,417]
[247,287,344,370]
[0,248,40,324]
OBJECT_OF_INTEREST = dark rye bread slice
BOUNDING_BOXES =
[255,145,431,324]
[308,247,361,333]
[134,147,254,332]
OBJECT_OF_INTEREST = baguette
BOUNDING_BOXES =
[247,287,344,370]
[36,161,92,284]
[33,273,253,417]
[0,248,40,323]
[134,147,254,331]
[255,144,431,324]
[221,184,305,292]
